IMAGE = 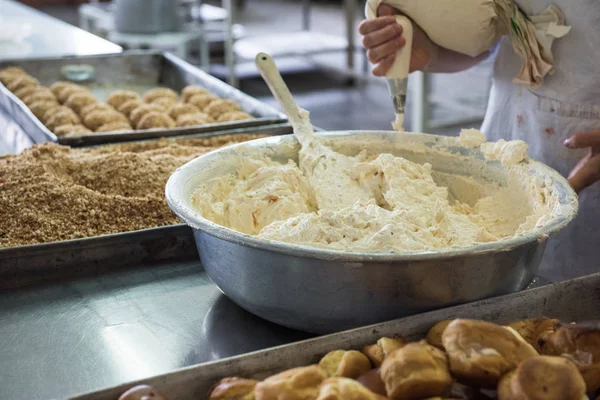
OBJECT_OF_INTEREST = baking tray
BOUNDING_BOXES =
[0,124,293,289]
[0,50,287,147]
[68,271,600,400]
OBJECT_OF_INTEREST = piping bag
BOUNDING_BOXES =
[386,15,413,131]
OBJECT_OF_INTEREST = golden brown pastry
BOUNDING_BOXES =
[0,66,27,84]
[208,377,258,400]
[143,87,178,103]
[205,99,242,120]
[83,110,128,131]
[357,369,386,396]
[149,96,178,109]
[41,104,66,124]
[541,321,600,391]
[254,365,327,400]
[118,384,168,400]
[6,75,39,92]
[57,84,88,104]
[316,377,387,400]
[217,111,254,123]
[46,108,81,131]
[176,112,212,127]
[497,356,586,400]
[362,336,406,368]
[129,104,163,127]
[118,99,143,118]
[106,90,141,110]
[14,85,38,100]
[427,320,453,350]
[137,112,175,130]
[381,341,453,400]
[65,91,97,115]
[53,124,92,136]
[23,88,57,106]
[181,84,211,102]
[188,93,219,110]
[319,350,372,379]
[50,81,76,96]
[442,319,538,388]
[169,103,199,120]
[80,103,115,119]
[506,317,559,352]
[96,121,133,133]
[28,100,60,121]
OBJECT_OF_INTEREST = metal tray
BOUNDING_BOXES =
[0,50,287,146]
[68,272,600,400]
[0,124,293,289]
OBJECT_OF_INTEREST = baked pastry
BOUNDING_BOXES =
[53,124,92,136]
[149,96,178,109]
[442,319,538,388]
[106,90,141,110]
[254,365,326,400]
[362,336,406,367]
[176,112,212,127]
[357,369,386,396]
[137,112,175,130]
[80,103,115,119]
[427,320,453,350]
[118,99,143,118]
[50,81,76,96]
[319,350,372,379]
[14,85,38,100]
[217,111,253,123]
[0,66,27,84]
[130,104,163,127]
[29,100,60,121]
[65,92,97,115]
[188,93,219,110]
[23,88,57,106]
[541,321,600,391]
[46,108,80,131]
[83,110,128,131]
[380,341,453,400]
[143,87,178,103]
[57,84,88,104]
[208,377,258,400]
[169,103,200,120]
[316,377,387,400]
[41,104,67,124]
[205,99,242,120]
[497,356,586,400]
[118,384,167,400]
[181,84,211,102]
[506,317,559,352]
[96,121,133,133]
[6,75,39,92]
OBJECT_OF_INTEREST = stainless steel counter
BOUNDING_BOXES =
[0,262,312,400]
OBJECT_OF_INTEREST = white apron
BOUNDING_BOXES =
[481,0,600,281]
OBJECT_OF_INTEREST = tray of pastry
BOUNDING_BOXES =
[68,271,600,400]
[0,50,287,147]
[0,124,292,289]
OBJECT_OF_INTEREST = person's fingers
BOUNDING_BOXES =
[372,54,396,77]
[358,16,397,35]
[564,130,600,149]
[568,151,600,193]
[367,36,406,63]
[377,4,400,16]
[362,23,403,49]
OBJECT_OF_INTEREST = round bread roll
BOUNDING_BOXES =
[50,81,76,96]
[426,320,452,350]
[118,385,167,400]
[506,317,559,352]
[28,100,60,121]
[137,112,175,130]
[95,121,132,133]
[6,75,39,92]
[168,103,199,120]
[14,85,39,100]
[143,87,178,103]
[23,88,57,106]
[41,104,68,124]
[442,319,539,388]
[208,377,259,400]
[357,369,386,397]
[204,99,241,120]
[380,341,453,400]
[57,84,88,104]
[84,110,128,131]
[254,365,326,400]
[497,356,586,400]
[129,104,163,127]
[188,93,219,110]
[53,124,92,137]
[216,111,253,123]
[362,336,406,368]
[80,103,115,119]
[106,90,140,110]
[317,377,387,400]
[65,92,97,115]
[46,108,81,131]
[0,66,27,84]
[117,99,143,118]
[176,112,211,127]
[181,84,211,103]
[149,96,178,109]
[319,350,372,379]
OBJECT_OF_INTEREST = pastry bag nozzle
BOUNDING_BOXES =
[385,15,413,131]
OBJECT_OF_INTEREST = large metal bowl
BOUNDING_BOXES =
[166,131,578,334]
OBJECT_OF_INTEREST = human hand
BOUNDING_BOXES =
[358,4,433,76]
[564,130,600,193]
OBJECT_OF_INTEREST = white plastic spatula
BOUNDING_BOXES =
[386,15,413,131]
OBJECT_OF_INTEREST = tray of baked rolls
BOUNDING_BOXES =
[68,271,600,400]
[0,50,287,147]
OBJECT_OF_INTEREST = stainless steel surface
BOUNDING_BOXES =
[0,51,287,147]
[114,0,182,34]
[0,103,33,156]
[387,77,408,115]
[0,0,121,60]
[0,125,293,289]
[70,272,600,400]
[166,131,578,333]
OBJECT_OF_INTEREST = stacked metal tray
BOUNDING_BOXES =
[0,50,287,146]
[68,271,600,400]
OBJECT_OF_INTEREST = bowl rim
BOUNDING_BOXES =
[165,130,579,262]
